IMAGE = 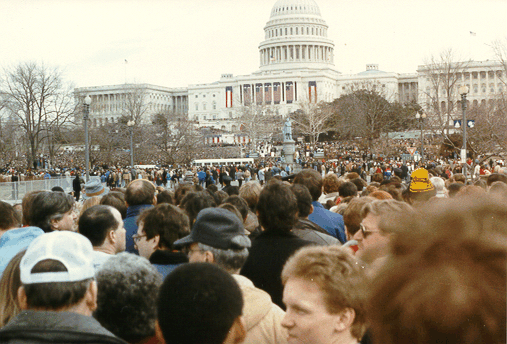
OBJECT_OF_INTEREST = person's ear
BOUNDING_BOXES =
[17,286,28,310]
[309,204,314,215]
[224,316,246,344]
[204,250,215,263]
[108,229,116,245]
[50,217,60,230]
[152,234,161,249]
[334,307,355,333]
[85,280,98,313]
[155,321,166,344]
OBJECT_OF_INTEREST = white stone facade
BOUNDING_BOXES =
[75,0,503,136]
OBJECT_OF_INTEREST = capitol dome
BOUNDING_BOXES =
[259,0,335,71]
[270,0,321,18]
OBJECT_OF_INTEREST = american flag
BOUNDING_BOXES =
[286,82,293,104]
[308,81,317,103]
[273,82,281,104]
[225,86,233,108]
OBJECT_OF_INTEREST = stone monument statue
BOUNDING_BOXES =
[283,118,293,142]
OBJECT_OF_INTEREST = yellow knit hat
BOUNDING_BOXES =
[409,168,435,193]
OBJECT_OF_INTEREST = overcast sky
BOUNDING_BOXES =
[2,0,506,89]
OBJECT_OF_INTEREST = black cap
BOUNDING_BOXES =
[174,208,250,250]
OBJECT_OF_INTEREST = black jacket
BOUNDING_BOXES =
[240,230,312,309]
[0,310,127,344]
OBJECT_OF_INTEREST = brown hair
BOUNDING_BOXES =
[368,196,507,344]
[342,197,375,237]
[0,250,24,327]
[239,182,262,211]
[322,174,341,194]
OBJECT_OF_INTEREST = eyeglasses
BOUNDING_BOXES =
[132,234,147,243]
[359,223,380,238]
[183,246,203,256]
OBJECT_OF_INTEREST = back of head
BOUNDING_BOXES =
[156,190,174,205]
[223,195,249,221]
[180,191,217,225]
[0,201,20,231]
[452,173,466,184]
[239,181,262,211]
[290,184,313,218]
[488,181,507,199]
[20,231,95,310]
[368,196,507,344]
[294,169,322,202]
[447,182,464,198]
[95,253,162,343]
[157,263,244,344]
[282,245,367,340]
[339,181,358,198]
[125,180,156,206]
[100,192,127,219]
[322,173,340,194]
[78,205,119,247]
[0,250,24,327]
[174,184,193,206]
[487,173,507,187]
[29,191,74,233]
[137,204,190,250]
[257,181,298,232]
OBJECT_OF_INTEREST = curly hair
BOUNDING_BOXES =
[282,245,367,340]
[94,253,162,343]
[136,204,190,250]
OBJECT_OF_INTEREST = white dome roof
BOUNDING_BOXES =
[270,0,321,18]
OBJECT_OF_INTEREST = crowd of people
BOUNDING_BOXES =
[0,141,506,343]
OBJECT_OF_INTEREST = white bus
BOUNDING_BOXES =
[191,158,255,168]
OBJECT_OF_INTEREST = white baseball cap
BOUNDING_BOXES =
[20,231,95,284]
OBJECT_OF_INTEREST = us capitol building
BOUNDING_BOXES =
[75,0,505,144]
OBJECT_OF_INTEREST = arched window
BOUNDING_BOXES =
[212,101,217,110]
[195,103,199,111]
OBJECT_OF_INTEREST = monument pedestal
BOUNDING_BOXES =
[283,140,296,165]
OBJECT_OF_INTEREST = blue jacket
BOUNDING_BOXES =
[308,201,346,243]
[124,204,154,254]
[0,226,44,276]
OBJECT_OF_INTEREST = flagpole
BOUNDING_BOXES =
[124,59,128,84]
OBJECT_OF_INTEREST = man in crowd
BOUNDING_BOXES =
[174,207,287,344]
[157,263,246,344]
[134,204,189,278]
[352,199,413,267]
[94,253,162,344]
[290,184,340,246]
[0,231,126,344]
[78,205,126,270]
[294,169,346,243]
[281,245,367,344]
[240,181,312,309]
[124,179,157,254]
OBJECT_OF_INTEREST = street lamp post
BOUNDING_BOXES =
[127,120,135,169]
[459,85,469,184]
[415,111,426,164]
[83,95,92,182]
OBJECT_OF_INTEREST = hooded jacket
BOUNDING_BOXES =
[0,226,44,277]
[232,275,287,344]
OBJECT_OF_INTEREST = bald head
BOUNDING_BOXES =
[126,180,156,207]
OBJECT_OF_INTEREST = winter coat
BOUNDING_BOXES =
[233,275,288,344]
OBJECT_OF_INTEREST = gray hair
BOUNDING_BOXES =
[198,243,249,274]
[94,253,162,343]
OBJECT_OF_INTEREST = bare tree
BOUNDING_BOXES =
[491,37,507,87]
[151,111,205,166]
[1,62,75,169]
[291,99,335,145]
[419,49,470,141]
[235,103,283,151]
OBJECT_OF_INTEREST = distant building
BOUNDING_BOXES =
[75,0,504,137]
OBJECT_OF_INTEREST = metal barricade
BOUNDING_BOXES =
[0,177,74,204]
